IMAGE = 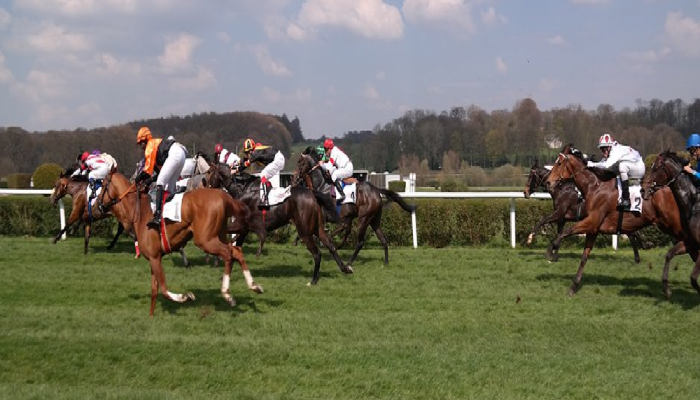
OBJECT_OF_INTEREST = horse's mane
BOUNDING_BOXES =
[662,150,689,167]
[564,145,618,181]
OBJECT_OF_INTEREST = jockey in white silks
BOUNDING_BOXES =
[77,151,118,200]
[321,138,353,202]
[586,133,645,209]
[214,143,241,170]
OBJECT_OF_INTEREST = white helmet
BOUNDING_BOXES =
[598,133,615,148]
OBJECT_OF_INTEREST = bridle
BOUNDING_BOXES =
[645,156,683,196]
[98,176,138,223]
[291,154,320,187]
[527,167,550,193]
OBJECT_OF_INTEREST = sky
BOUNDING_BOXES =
[0,0,699,139]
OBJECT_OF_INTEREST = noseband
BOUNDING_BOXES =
[645,160,683,196]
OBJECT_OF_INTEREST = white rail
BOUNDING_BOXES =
[0,189,66,240]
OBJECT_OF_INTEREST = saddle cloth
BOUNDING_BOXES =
[617,178,643,213]
[335,183,356,205]
[150,192,185,222]
[87,186,102,208]
[259,186,292,206]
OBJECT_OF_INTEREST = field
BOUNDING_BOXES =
[2,237,700,399]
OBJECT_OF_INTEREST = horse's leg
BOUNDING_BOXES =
[662,241,687,299]
[231,244,263,293]
[53,209,80,243]
[179,248,189,268]
[83,223,91,255]
[107,223,125,250]
[569,233,598,296]
[527,211,564,246]
[627,232,641,264]
[316,225,352,275]
[331,219,352,248]
[547,224,576,262]
[546,220,567,262]
[148,256,195,316]
[370,213,389,266]
[347,217,371,267]
[300,234,323,285]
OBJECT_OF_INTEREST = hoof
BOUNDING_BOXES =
[345,265,354,274]
[186,292,196,301]
[251,284,264,294]
[224,295,236,307]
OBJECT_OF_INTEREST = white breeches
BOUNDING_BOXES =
[618,159,645,181]
[331,162,354,181]
[260,151,285,186]
[88,164,111,181]
[156,144,187,192]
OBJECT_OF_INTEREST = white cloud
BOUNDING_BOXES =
[158,33,200,73]
[0,8,11,30]
[26,23,91,53]
[0,51,14,84]
[217,32,231,43]
[665,11,700,57]
[170,66,217,90]
[291,0,404,40]
[495,57,507,73]
[547,35,567,45]
[364,84,380,100]
[77,101,102,118]
[481,6,507,27]
[15,0,138,16]
[253,46,292,77]
[620,48,671,74]
[95,53,141,76]
[262,86,312,104]
[403,0,476,37]
[539,78,557,92]
[12,69,67,103]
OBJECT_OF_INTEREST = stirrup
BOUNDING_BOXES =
[147,217,161,230]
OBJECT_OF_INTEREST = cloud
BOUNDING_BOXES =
[15,0,138,16]
[375,71,386,80]
[95,53,141,76]
[620,48,671,74]
[665,11,700,57]
[539,78,557,92]
[547,35,567,45]
[170,66,217,90]
[158,33,200,73]
[11,69,67,103]
[0,51,14,84]
[291,0,404,40]
[403,0,477,37]
[253,46,292,77]
[571,0,610,4]
[0,8,11,30]
[262,86,312,104]
[364,84,380,100]
[26,23,91,53]
[495,57,507,73]
[481,6,507,27]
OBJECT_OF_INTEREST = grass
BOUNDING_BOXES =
[1,237,700,399]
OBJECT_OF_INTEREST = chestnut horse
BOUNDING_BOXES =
[545,144,687,296]
[642,151,700,295]
[98,170,263,316]
[523,159,647,263]
[293,149,416,267]
[49,172,126,254]
[205,164,353,285]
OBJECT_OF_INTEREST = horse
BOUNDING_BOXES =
[544,144,688,296]
[293,148,416,267]
[49,171,129,255]
[523,159,648,263]
[98,170,264,316]
[641,151,700,296]
[205,163,353,285]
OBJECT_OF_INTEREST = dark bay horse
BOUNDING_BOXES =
[205,164,353,285]
[49,172,126,254]
[545,144,687,296]
[293,148,416,267]
[98,171,263,316]
[523,159,647,263]
[642,151,700,296]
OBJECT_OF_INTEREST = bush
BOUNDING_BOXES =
[6,173,32,188]
[32,163,64,189]
[388,180,406,192]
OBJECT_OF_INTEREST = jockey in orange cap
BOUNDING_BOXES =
[238,137,285,209]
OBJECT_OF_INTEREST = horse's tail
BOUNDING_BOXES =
[312,189,340,223]
[378,187,416,213]
[223,192,264,239]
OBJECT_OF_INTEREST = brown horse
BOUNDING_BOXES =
[523,159,648,263]
[545,144,687,296]
[98,170,263,316]
[49,172,126,254]
[642,151,700,295]
[293,149,416,267]
[205,163,353,285]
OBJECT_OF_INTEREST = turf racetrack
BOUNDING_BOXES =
[2,237,700,399]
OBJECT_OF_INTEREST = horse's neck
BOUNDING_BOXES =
[570,167,603,199]
[68,181,87,196]
[311,168,331,191]
[195,157,209,175]
[669,172,700,219]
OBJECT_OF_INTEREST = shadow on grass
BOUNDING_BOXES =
[128,288,283,316]
[536,272,700,309]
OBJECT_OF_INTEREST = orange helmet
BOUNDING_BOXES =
[80,151,90,162]
[323,139,334,150]
[598,133,615,148]
[243,138,256,153]
[136,127,152,144]
[215,143,223,154]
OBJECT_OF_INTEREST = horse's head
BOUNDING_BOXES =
[641,150,687,200]
[205,162,223,188]
[524,159,550,198]
[292,153,319,187]
[546,146,585,189]
[49,173,70,206]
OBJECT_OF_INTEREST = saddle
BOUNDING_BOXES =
[342,177,358,185]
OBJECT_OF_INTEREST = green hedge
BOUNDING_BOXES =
[6,173,32,188]
[388,180,406,192]
[0,196,676,249]
[33,163,64,189]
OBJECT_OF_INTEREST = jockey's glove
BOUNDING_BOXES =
[135,171,151,185]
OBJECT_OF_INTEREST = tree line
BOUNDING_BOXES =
[0,97,697,179]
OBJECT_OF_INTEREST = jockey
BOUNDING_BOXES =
[586,133,645,209]
[78,150,117,194]
[214,143,241,171]
[322,139,353,202]
[683,133,700,180]
[238,137,285,209]
[133,126,188,230]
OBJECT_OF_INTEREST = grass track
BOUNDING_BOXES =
[1,237,700,399]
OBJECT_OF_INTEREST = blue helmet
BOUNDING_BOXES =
[686,133,700,150]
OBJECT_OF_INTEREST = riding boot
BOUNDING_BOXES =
[258,181,271,210]
[148,185,164,230]
[334,179,346,202]
[618,179,631,209]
